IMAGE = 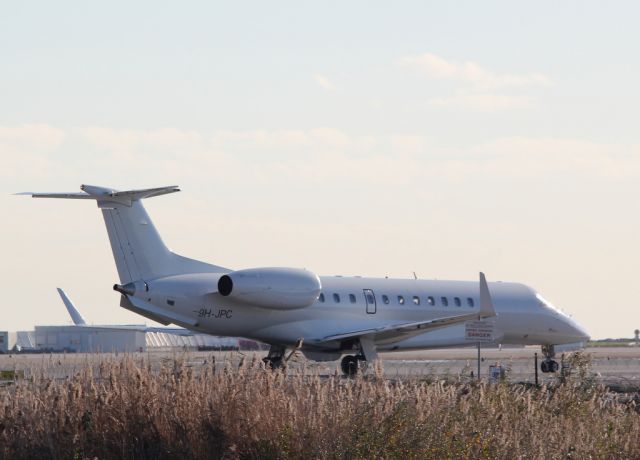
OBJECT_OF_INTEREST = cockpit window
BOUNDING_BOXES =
[536,293,561,312]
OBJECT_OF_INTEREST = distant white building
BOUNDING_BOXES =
[15,331,36,351]
[34,325,146,353]
[8,325,255,354]
[0,332,17,353]
[145,332,239,350]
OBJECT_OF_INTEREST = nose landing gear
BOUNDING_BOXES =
[540,359,559,373]
[541,344,559,373]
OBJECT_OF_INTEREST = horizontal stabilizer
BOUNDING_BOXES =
[17,192,93,199]
[24,184,180,207]
[20,183,227,283]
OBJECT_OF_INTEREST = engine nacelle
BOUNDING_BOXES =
[217,267,321,310]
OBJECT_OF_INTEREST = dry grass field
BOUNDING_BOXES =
[0,352,639,459]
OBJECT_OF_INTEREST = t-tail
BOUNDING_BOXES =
[23,185,228,284]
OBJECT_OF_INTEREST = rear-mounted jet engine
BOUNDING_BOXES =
[217,267,321,310]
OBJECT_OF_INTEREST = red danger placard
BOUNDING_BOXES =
[465,321,495,343]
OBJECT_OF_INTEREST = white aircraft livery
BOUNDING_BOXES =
[23,185,589,375]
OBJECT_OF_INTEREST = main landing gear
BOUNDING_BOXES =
[262,345,285,369]
[540,344,559,373]
[340,337,377,377]
[262,340,304,370]
[340,354,366,376]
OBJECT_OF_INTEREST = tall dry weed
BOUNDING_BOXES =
[0,354,637,459]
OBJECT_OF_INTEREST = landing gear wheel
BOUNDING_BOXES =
[263,344,286,370]
[341,355,359,376]
[541,359,559,373]
[262,357,283,370]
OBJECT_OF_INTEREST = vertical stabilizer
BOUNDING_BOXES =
[57,288,87,325]
[27,185,228,283]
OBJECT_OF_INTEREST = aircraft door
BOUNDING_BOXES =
[364,289,376,314]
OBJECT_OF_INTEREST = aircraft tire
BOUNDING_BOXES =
[341,355,359,376]
[541,359,559,373]
[262,357,283,370]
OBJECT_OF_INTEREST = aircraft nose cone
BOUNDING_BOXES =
[564,316,590,343]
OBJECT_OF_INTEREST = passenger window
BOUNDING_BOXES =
[427,296,435,306]
[333,293,340,303]
[349,294,356,303]
[398,295,405,305]
[454,297,461,307]
[441,297,449,307]
[412,296,420,305]
[467,297,474,307]
[382,295,390,304]
[366,293,375,304]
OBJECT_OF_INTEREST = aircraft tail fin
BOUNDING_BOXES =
[57,288,87,325]
[25,185,228,283]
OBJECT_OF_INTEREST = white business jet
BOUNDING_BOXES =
[23,185,589,375]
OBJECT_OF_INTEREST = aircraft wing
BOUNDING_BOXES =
[318,311,484,344]
[318,272,497,345]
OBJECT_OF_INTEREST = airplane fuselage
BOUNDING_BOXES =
[140,273,588,354]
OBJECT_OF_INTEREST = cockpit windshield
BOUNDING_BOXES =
[535,293,562,312]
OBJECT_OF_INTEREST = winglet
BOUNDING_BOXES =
[479,272,497,318]
[57,288,87,325]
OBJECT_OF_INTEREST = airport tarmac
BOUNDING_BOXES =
[1,347,638,387]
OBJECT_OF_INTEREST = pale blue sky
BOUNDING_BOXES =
[2,1,639,139]
[1,2,639,338]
